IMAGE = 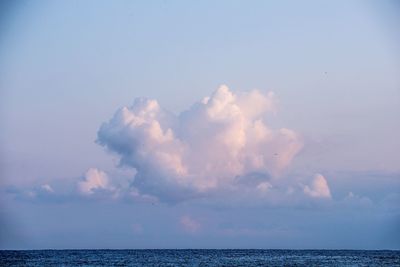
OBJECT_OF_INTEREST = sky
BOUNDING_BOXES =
[0,0,399,249]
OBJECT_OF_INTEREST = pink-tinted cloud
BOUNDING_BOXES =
[304,174,331,198]
[78,168,114,195]
[97,85,302,201]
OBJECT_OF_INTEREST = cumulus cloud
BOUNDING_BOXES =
[97,85,303,201]
[78,168,114,195]
[180,215,201,233]
[303,174,331,198]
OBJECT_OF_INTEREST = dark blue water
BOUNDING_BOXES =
[1,249,399,266]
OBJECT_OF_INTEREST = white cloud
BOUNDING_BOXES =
[180,215,201,233]
[97,85,303,201]
[78,168,114,195]
[41,184,54,193]
[304,174,331,198]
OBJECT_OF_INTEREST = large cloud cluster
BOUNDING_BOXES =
[97,85,303,200]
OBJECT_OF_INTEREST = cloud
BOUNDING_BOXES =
[343,191,373,207]
[97,85,303,201]
[78,168,114,195]
[180,215,201,233]
[129,187,159,203]
[304,174,331,198]
[77,168,160,202]
[256,181,273,193]
[41,184,54,193]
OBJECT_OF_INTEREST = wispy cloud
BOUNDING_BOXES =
[180,215,201,233]
[41,184,54,193]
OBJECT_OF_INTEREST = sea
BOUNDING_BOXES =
[1,249,399,266]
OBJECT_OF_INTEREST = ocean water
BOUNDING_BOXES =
[1,249,399,266]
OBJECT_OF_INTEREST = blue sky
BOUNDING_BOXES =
[0,0,399,249]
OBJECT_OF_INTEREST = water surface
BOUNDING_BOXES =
[1,249,399,266]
